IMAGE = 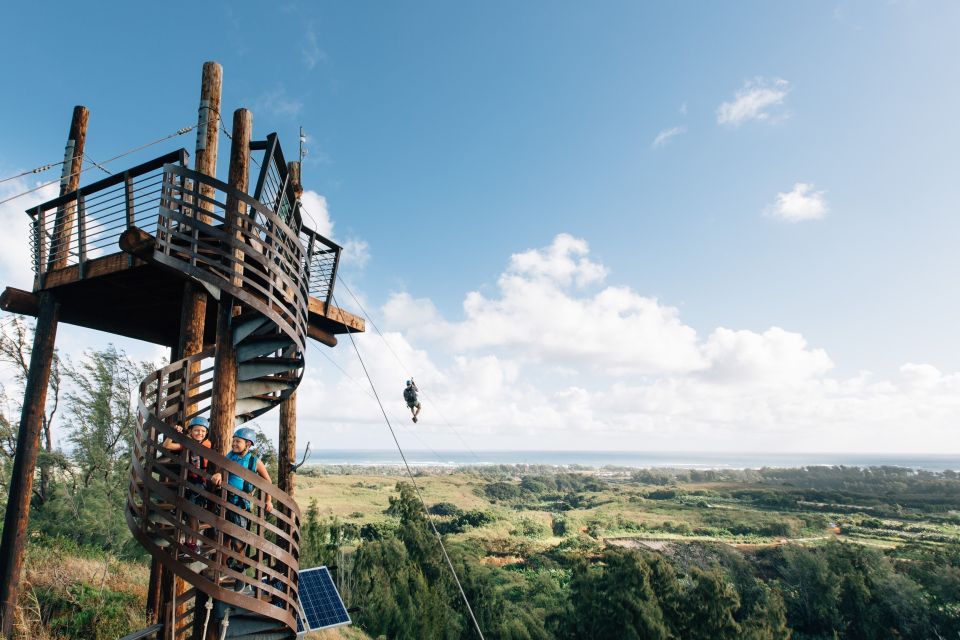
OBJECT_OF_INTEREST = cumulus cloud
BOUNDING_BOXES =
[300,190,334,238]
[717,77,790,126]
[0,178,59,288]
[293,233,960,453]
[651,126,686,149]
[766,182,828,222]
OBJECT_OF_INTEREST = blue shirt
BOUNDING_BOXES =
[226,450,257,507]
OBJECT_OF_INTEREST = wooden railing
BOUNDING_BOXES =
[154,164,310,351]
[126,351,302,628]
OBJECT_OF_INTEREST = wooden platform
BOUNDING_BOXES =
[1,251,364,348]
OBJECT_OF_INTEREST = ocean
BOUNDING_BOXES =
[299,449,960,472]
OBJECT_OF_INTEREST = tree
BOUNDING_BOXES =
[0,316,63,507]
[31,345,152,556]
[680,569,742,640]
[561,549,672,640]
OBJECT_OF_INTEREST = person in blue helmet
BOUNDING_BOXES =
[162,415,212,554]
[211,426,273,573]
[403,378,421,423]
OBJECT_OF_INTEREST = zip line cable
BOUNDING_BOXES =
[335,275,484,463]
[306,340,455,465]
[333,293,486,640]
[0,124,197,208]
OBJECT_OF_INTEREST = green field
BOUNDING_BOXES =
[294,464,960,553]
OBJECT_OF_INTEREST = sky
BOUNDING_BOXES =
[1,1,959,454]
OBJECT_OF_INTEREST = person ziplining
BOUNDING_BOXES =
[404,379,422,423]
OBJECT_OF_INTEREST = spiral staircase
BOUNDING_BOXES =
[121,148,328,638]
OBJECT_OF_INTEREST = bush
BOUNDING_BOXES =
[552,515,569,537]
[42,582,141,640]
[428,502,462,517]
[512,517,548,539]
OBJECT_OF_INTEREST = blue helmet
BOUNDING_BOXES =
[187,416,209,430]
[233,426,257,445]
[406,379,413,386]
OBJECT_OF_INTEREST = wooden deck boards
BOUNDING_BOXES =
[4,250,363,347]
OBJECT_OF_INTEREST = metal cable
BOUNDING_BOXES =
[0,161,65,185]
[333,293,486,640]
[335,276,483,463]
[0,124,195,207]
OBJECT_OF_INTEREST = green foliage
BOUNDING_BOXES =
[41,582,141,640]
[28,345,152,558]
[430,501,463,517]
[551,515,568,537]
[511,517,548,539]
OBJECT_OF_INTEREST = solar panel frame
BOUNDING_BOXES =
[296,566,351,636]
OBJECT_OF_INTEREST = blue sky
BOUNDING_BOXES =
[1,1,959,452]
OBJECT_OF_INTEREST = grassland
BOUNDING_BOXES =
[294,464,960,555]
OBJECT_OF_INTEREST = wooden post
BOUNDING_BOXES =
[278,161,303,497]
[164,62,223,633]
[0,293,60,638]
[47,106,89,271]
[208,109,252,456]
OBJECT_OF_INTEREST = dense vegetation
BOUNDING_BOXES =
[298,479,960,640]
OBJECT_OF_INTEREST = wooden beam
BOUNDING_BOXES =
[0,288,40,317]
[307,297,365,333]
[307,324,337,347]
[118,226,155,259]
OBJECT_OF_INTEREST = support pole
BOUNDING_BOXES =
[163,61,223,633]
[208,109,251,457]
[0,105,86,637]
[278,161,304,497]
[47,106,89,271]
[0,294,60,638]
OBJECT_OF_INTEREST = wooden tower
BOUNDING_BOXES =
[0,62,363,640]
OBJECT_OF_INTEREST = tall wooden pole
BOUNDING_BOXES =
[154,62,223,632]
[277,161,303,497]
[208,109,252,457]
[0,106,87,638]
[0,296,60,638]
[47,106,89,271]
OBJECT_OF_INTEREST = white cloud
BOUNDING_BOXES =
[717,77,790,126]
[296,232,960,453]
[342,238,370,269]
[766,182,828,222]
[651,126,686,149]
[300,190,334,237]
[302,24,326,70]
[679,102,688,116]
[251,84,303,119]
[0,178,59,289]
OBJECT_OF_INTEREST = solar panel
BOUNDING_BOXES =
[296,566,351,635]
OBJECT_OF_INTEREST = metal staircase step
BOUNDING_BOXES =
[233,316,270,345]
[237,358,303,382]
[234,397,275,416]
[236,338,295,363]
[236,380,295,400]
